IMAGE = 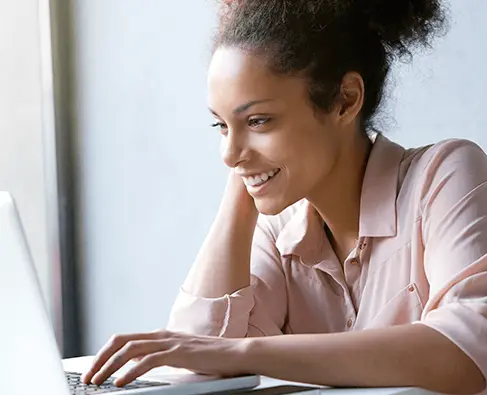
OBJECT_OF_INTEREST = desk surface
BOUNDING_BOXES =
[62,356,436,395]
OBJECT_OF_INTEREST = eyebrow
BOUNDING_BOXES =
[209,99,274,117]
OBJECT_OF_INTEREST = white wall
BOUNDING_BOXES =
[389,1,487,149]
[0,1,53,312]
[72,0,487,353]
[72,0,224,353]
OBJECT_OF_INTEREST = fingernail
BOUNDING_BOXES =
[113,378,123,387]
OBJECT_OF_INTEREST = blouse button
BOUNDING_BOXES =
[347,318,353,328]
[408,285,415,293]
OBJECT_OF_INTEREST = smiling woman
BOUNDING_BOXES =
[207,46,349,215]
[83,1,487,394]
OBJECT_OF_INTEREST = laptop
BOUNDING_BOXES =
[0,191,260,395]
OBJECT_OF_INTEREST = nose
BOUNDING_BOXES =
[221,130,250,168]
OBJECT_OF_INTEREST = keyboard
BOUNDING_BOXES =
[65,371,169,394]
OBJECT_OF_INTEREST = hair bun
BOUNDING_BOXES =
[356,0,447,56]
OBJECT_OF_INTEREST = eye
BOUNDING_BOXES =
[211,121,228,134]
[248,117,270,128]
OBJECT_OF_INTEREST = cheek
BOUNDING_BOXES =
[287,134,338,181]
[247,133,288,164]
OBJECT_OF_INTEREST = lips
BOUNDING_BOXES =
[241,169,280,187]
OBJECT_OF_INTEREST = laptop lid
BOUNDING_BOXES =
[0,192,261,395]
[0,191,70,394]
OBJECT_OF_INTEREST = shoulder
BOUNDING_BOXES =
[406,138,487,169]
[401,138,487,211]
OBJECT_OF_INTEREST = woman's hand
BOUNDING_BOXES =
[81,330,249,387]
[221,169,258,216]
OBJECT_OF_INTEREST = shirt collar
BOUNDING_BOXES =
[275,134,405,264]
[275,199,326,266]
[359,133,405,237]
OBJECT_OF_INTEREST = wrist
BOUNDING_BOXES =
[220,172,258,218]
[234,337,264,375]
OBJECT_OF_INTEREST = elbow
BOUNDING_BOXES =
[423,355,486,395]
[441,375,485,395]
[446,343,486,395]
[414,319,487,395]
[454,370,486,395]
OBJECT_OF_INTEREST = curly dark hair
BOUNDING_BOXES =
[213,0,448,131]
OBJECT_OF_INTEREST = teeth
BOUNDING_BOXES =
[243,169,279,187]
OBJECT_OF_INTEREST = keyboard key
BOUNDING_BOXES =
[65,370,169,394]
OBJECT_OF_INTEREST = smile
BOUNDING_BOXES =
[242,169,280,187]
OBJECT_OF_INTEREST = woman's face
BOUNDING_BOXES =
[207,47,348,215]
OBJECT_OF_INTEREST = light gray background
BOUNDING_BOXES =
[0,0,55,317]
[67,0,487,354]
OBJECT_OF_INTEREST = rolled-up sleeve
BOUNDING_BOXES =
[166,215,287,338]
[418,140,487,383]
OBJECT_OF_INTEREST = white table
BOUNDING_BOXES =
[63,356,437,395]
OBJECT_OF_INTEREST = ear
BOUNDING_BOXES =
[335,72,364,125]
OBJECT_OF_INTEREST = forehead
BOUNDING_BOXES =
[207,46,307,110]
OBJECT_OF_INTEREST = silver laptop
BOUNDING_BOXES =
[0,191,260,395]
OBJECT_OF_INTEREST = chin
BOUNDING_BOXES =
[253,196,294,216]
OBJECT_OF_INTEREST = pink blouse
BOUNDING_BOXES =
[167,134,487,384]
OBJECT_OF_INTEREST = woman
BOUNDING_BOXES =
[82,0,487,393]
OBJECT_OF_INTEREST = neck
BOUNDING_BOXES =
[307,131,372,262]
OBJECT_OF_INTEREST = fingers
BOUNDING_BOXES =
[91,340,166,386]
[114,352,168,387]
[82,332,162,384]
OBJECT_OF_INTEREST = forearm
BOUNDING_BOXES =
[243,324,485,395]
[182,173,258,298]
